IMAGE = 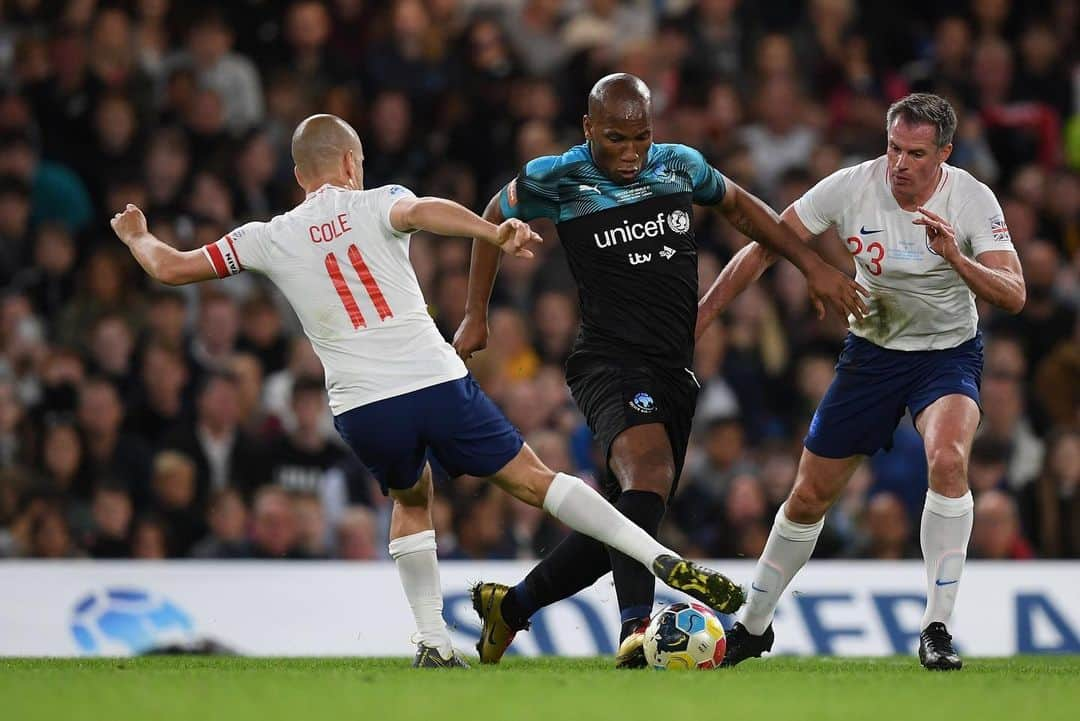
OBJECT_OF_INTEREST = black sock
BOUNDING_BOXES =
[501,531,611,630]
[609,490,666,641]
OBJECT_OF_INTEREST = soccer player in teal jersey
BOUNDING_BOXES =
[455,74,868,667]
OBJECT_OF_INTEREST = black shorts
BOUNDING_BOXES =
[565,353,701,501]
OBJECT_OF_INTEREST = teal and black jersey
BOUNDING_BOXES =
[499,142,726,368]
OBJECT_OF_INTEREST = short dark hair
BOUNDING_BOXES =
[886,93,957,148]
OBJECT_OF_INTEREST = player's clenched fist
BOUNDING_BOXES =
[110,204,148,245]
[495,218,542,258]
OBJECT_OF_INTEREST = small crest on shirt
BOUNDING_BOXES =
[990,215,1011,243]
[507,179,518,207]
[388,185,407,196]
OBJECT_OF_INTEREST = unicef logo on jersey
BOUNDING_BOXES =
[666,210,690,234]
[630,392,657,414]
[70,588,195,655]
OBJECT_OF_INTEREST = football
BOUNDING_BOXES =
[642,602,727,670]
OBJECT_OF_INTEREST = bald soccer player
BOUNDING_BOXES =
[456,74,868,667]
[110,113,744,667]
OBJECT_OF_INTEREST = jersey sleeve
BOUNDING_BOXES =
[371,184,417,238]
[498,157,561,222]
[955,181,1016,257]
[792,165,860,235]
[673,144,727,205]
[202,221,272,277]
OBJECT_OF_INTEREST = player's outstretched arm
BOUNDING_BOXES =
[914,206,1026,314]
[453,192,506,361]
[389,195,538,258]
[110,204,217,285]
[717,180,868,323]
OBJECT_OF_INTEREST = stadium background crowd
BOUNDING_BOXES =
[0,0,1076,564]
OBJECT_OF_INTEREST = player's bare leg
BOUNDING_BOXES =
[388,465,468,668]
[725,450,863,666]
[475,445,744,662]
[913,394,979,671]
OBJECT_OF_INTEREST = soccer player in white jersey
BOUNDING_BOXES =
[110,113,744,667]
[696,94,1026,670]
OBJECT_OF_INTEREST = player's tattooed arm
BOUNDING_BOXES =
[110,204,218,285]
[914,207,1026,314]
[700,181,868,337]
[454,192,507,360]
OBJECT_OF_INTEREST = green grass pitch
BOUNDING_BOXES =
[4,656,1079,721]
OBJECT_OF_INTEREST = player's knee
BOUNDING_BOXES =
[618,450,675,496]
[927,444,969,495]
[786,479,833,522]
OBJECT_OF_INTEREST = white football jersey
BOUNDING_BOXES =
[793,156,1016,351]
[203,183,467,414]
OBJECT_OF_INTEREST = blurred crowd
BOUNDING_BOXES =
[0,0,1077,563]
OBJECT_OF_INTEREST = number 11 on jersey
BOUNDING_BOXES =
[325,244,393,329]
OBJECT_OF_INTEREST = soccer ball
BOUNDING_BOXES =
[70,587,194,656]
[643,602,727,670]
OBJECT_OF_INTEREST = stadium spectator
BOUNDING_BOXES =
[131,513,170,559]
[0,129,92,232]
[148,450,205,557]
[292,490,329,559]
[84,481,133,558]
[170,10,265,134]
[1021,429,1080,558]
[847,492,920,560]
[161,371,268,512]
[978,372,1045,489]
[267,376,346,496]
[126,342,191,448]
[190,488,249,559]
[35,416,90,500]
[76,377,152,498]
[0,175,32,287]
[971,489,1036,560]
[28,501,80,558]
[244,485,304,559]
[336,505,379,560]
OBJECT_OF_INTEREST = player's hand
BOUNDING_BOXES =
[805,261,870,322]
[110,204,148,245]
[914,206,960,263]
[494,218,542,258]
[452,313,489,361]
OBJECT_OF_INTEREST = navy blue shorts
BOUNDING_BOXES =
[333,375,524,495]
[804,333,983,459]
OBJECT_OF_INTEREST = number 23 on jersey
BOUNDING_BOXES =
[845,236,885,276]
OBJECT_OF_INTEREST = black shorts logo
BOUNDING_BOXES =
[629,392,657,414]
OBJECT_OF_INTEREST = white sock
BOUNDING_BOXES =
[741,504,824,636]
[542,472,674,571]
[388,530,453,657]
[920,489,973,630]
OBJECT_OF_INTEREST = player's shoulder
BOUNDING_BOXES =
[521,144,594,183]
[942,163,997,203]
[651,142,707,165]
[834,156,885,184]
